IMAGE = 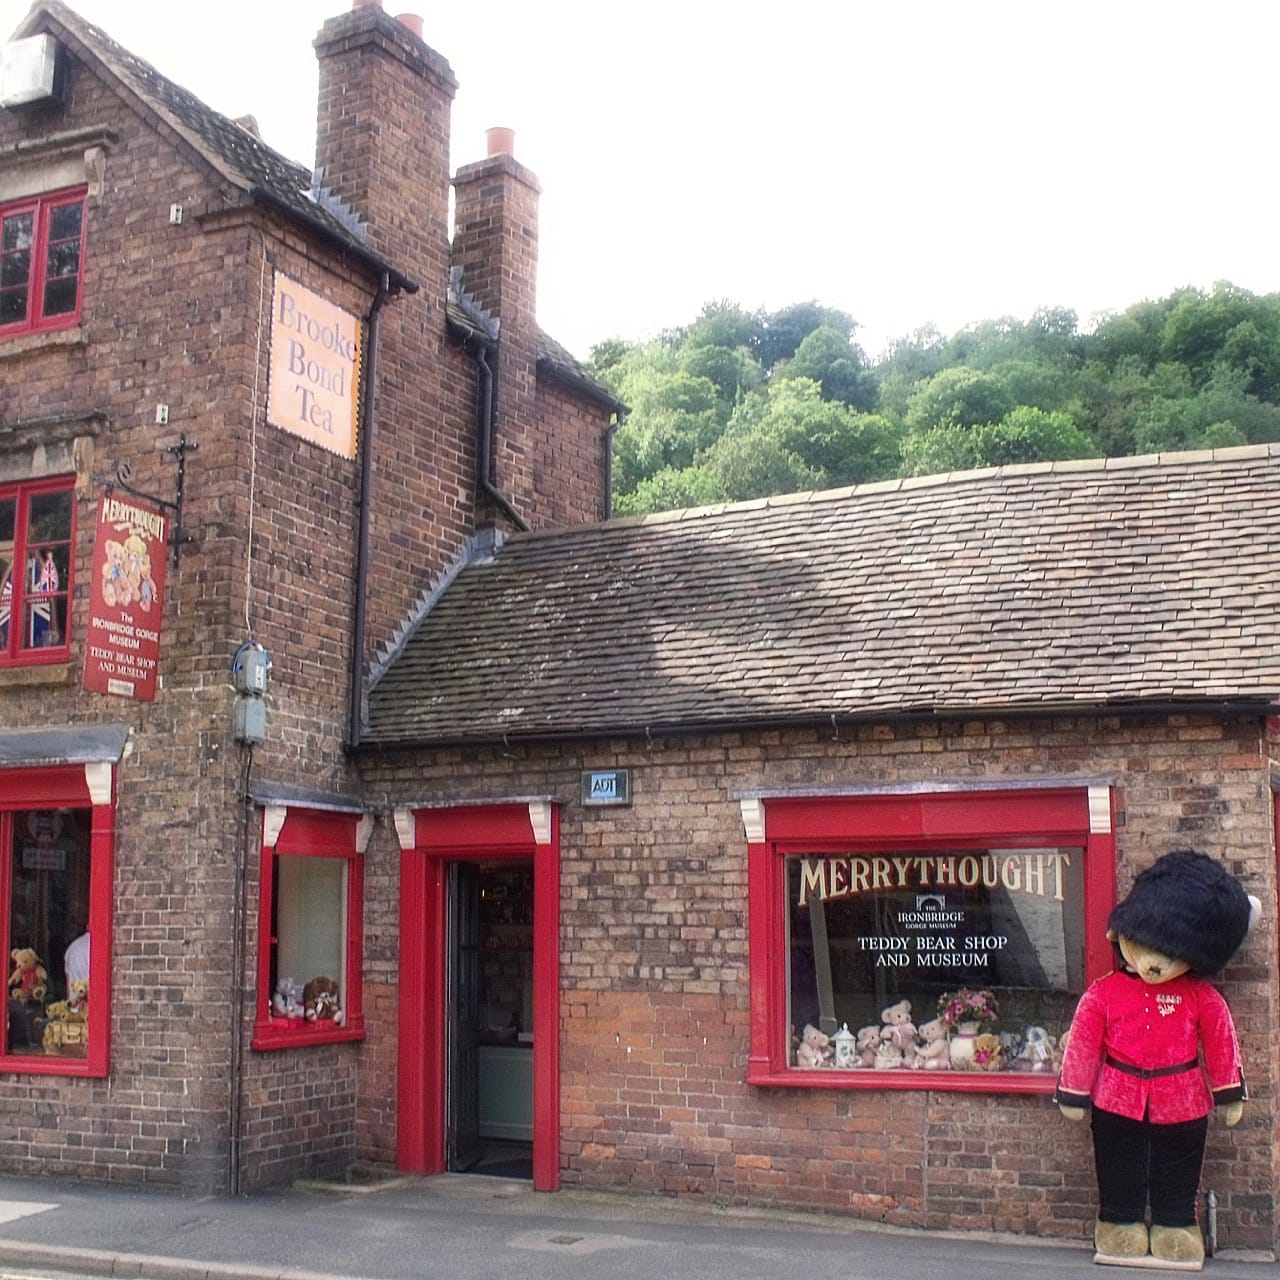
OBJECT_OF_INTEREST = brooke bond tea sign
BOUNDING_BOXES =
[266,274,361,459]
[83,495,167,701]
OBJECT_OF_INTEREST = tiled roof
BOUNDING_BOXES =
[21,2,414,290]
[364,446,1280,748]
[446,271,624,412]
[536,330,625,411]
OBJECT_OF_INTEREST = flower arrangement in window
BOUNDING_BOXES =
[937,986,999,1034]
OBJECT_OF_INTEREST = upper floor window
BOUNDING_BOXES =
[0,187,87,337]
[0,477,74,666]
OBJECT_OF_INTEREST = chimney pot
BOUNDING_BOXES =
[396,13,423,36]
[486,127,515,158]
[352,0,382,8]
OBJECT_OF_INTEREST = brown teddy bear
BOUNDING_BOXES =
[9,948,47,1002]
[303,976,342,1023]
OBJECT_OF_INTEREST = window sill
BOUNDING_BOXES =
[0,326,86,361]
[0,661,75,688]
[0,1049,107,1077]
[251,1016,365,1051]
[748,1061,1058,1094]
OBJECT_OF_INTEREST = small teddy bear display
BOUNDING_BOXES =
[855,1025,881,1068]
[879,999,918,1066]
[9,948,47,1003]
[915,1017,951,1069]
[972,1033,1003,1070]
[272,977,304,1020]
[1016,1025,1055,1072]
[873,1031,904,1070]
[41,978,89,1052]
[796,1022,832,1069]
[303,975,343,1024]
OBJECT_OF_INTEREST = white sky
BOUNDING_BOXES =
[5,0,1280,360]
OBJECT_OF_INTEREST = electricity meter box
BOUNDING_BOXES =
[232,696,267,745]
[232,642,271,696]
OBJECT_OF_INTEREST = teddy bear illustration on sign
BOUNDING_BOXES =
[1054,849,1259,1269]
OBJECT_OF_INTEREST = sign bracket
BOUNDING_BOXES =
[104,433,198,567]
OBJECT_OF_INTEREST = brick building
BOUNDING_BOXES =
[2,0,1279,1259]
[357,448,1280,1253]
[0,0,617,1193]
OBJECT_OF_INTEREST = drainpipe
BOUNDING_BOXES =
[347,273,394,750]
[603,408,627,519]
[466,338,529,532]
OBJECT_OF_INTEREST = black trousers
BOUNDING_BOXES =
[1091,1107,1208,1227]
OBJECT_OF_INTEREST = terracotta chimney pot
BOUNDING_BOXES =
[396,13,423,36]
[486,127,515,158]
[352,0,382,9]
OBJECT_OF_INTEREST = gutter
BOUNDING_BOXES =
[604,408,627,519]
[349,697,1280,757]
[347,272,395,751]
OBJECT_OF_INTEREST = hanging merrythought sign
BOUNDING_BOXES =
[83,494,168,701]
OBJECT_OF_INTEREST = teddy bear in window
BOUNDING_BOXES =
[303,976,343,1025]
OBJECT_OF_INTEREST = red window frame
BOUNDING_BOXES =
[251,806,366,1050]
[0,474,75,667]
[0,186,88,337]
[745,785,1116,1094]
[0,763,114,1077]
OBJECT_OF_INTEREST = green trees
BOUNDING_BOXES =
[593,284,1280,516]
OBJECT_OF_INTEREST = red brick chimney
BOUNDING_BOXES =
[451,128,541,520]
[312,1,456,296]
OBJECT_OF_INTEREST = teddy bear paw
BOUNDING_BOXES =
[1149,1224,1204,1265]
[1095,1220,1149,1258]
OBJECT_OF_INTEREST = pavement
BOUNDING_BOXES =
[0,1167,1272,1280]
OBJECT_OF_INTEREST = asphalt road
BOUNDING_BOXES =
[0,1171,1270,1280]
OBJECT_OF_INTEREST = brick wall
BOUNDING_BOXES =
[0,26,382,1188]
[361,712,1278,1251]
[530,377,612,527]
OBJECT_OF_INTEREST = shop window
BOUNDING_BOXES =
[744,785,1115,1093]
[0,476,74,665]
[252,806,365,1049]
[0,764,114,1077]
[0,188,87,337]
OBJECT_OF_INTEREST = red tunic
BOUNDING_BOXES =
[1054,969,1244,1123]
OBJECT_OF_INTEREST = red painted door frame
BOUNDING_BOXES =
[397,802,560,1190]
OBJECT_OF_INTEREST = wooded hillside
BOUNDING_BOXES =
[590,285,1280,515]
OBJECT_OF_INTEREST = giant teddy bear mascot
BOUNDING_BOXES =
[1054,849,1259,1268]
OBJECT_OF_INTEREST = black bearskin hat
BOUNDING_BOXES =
[1107,849,1254,976]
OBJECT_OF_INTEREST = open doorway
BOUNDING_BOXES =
[446,860,533,1179]
[396,800,559,1190]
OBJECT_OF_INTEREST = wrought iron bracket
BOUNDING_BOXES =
[106,433,198,567]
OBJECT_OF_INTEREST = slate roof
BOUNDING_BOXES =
[18,1,412,289]
[363,445,1280,749]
